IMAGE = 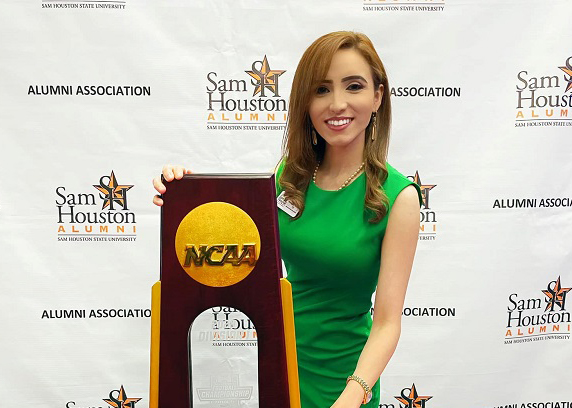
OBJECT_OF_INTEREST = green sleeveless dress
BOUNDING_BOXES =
[276,162,422,408]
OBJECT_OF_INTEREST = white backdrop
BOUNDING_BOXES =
[1,0,572,407]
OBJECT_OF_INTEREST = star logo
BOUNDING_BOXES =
[93,171,134,211]
[395,383,433,408]
[103,385,141,408]
[245,55,285,97]
[542,276,571,312]
[559,56,572,93]
[411,171,436,209]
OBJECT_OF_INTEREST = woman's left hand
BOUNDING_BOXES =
[330,398,361,408]
[330,379,365,408]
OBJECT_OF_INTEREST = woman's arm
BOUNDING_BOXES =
[332,185,421,407]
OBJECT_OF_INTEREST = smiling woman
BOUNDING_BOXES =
[275,31,422,408]
[280,32,393,224]
[153,31,422,408]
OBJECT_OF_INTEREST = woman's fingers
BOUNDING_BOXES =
[163,165,190,181]
[162,165,175,182]
[173,165,185,180]
[155,165,190,206]
[153,195,164,207]
[153,176,166,194]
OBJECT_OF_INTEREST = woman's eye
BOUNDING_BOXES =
[347,83,364,91]
[316,86,329,95]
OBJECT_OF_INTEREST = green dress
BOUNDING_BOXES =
[276,162,422,408]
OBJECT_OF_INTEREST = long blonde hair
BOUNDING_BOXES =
[279,31,391,222]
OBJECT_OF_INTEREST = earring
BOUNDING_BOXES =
[370,112,377,141]
[312,128,318,145]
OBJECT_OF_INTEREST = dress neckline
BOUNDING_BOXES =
[310,171,366,193]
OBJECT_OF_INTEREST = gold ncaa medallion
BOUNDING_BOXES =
[175,202,261,287]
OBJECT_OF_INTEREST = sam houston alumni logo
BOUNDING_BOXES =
[504,276,571,344]
[55,171,136,241]
[206,55,288,131]
[202,307,258,347]
[379,383,433,408]
[408,171,438,241]
[103,385,141,408]
[515,56,572,127]
[363,0,445,13]
[66,385,141,408]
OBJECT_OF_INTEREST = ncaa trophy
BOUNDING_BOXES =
[149,174,300,408]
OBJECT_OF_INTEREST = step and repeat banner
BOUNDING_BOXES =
[1,0,571,407]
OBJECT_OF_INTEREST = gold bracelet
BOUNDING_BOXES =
[347,375,372,404]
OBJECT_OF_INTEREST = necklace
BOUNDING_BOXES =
[312,161,365,191]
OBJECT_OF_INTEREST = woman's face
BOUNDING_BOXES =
[309,48,383,150]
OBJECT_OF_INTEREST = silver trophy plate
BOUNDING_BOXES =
[189,306,259,407]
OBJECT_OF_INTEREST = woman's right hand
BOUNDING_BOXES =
[152,165,192,206]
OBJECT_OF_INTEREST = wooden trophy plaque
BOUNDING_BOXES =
[149,174,300,408]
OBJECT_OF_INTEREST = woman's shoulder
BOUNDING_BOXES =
[274,157,287,195]
[274,157,286,178]
[382,162,423,208]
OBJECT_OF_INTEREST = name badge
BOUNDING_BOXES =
[277,191,300,218]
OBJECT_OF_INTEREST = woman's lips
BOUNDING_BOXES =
[325,118,353,131]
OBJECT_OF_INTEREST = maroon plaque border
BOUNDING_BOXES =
[158,174,290,407]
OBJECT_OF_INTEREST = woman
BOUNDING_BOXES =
[154,31,421,408]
